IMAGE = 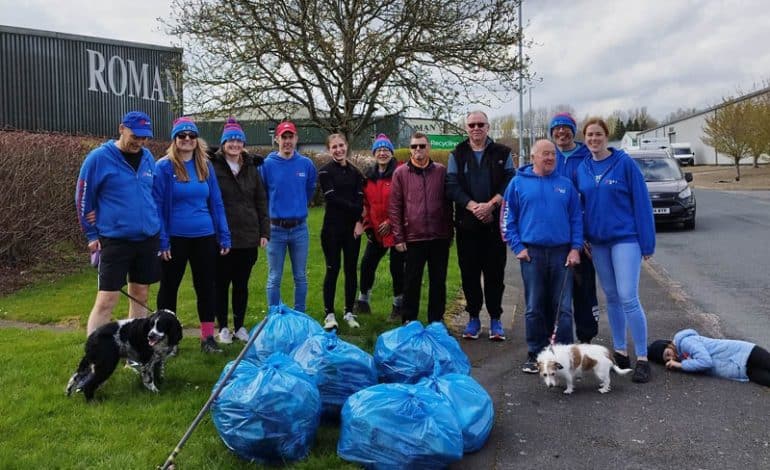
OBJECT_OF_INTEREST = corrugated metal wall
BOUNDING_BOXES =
[0,26,182,139]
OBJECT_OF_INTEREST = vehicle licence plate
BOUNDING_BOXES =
[653,208,670,214]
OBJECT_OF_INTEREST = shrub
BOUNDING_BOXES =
[394,148,451,165]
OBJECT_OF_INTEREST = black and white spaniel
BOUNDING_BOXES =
[66,309,183,401]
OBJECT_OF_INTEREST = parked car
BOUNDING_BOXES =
[628,149,696,230]
[669,142,696,166]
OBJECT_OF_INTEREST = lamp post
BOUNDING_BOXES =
[517,1,526,165]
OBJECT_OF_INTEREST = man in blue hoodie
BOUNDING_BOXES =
[259,121,317,313]
[501,139,583,373]
[550,113,599,344]
[75,111,161,336]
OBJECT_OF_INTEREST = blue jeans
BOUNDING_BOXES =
[266,222,309,312]
[591,241,648,357]
[519,245,574,354]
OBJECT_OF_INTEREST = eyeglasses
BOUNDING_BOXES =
[176,132,198,140]
[467,123,487,129]
[410,143,427,149]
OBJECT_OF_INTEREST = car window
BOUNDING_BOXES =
[672,148,691,155]
[632,157,683,182]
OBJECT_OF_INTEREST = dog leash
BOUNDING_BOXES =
[119,287,155,314]
[548,265,573,352]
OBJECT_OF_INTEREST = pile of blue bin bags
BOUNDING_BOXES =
[211,304,494,468]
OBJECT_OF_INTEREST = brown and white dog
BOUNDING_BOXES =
[536,344,632,394]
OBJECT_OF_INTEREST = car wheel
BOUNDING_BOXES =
[683,218,695,230]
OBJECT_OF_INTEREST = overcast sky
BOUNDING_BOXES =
[2,0,769,123]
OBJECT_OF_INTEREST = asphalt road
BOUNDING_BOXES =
[449,202,770,468]
[652,189,770,346]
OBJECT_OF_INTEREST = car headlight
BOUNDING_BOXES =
[678,187,692,199]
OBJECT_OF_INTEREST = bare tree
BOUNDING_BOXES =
[702,98,753,181]
[165,0,530,141]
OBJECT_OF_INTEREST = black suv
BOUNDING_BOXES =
[628,149,696,230]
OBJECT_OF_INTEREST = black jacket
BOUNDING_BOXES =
[318,159,364,233]
[210,150,270,249]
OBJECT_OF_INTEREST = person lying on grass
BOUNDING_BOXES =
[648,329,770,387]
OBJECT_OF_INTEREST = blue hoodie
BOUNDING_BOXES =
[674,329,755,382]
[556,141,592,185]
[260,150,318,219]
[575,148,655,256]
[75,140,160,242]
[500,165,583,255]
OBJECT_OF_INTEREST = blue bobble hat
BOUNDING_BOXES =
[220,117,247,144]
[122,111,153,138]
[371,133,394,154]
[171,117,199,139]
[549,113,577,137]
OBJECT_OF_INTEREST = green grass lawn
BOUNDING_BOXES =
[0,207,462,468]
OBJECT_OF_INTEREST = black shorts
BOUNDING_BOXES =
[98,235,161,291]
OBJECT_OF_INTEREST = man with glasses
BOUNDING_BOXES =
[389,132,452,324]
[446,111,515,341]
[259,121,317,313]
[75,111,161,335]
[549,112,599,344]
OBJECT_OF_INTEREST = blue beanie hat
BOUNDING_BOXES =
[549,113,577,137]
[171,117,199,139]
[371,133,394,154]
[220,117,246,144]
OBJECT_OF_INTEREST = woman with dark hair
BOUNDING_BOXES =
[154,117,231,353]
[355,134,406,322]
[575,117,655,382]
[318,133,365,330]
[210,118,270,344]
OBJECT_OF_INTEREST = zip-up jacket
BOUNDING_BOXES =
[446,137,514,231]
[674,329,755,382]
[210,150,270,249]
[153,157,231,252]
[259,150,317,220]
[318,159,364,233]
[363,158,400,247]
[75,140,160,242]
[575,148,655,255]
[500,165,583,254]
[389,160,452,244]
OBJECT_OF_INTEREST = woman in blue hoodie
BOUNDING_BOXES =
[154,117,231,353]
[648,330,770,386]
[576,117,655,383]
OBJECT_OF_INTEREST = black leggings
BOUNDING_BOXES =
[157,235,218,323]
[215,247,258,331]
[359,238,406,298]
[747,345,770,387]
[321,227,361,314]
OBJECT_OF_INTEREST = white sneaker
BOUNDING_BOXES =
[233,327,249,342]
[324,313,338,330]
[343,312,360,328]
[218,327,233,344]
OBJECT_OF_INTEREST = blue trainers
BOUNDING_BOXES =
[462,317,481,339]
[489,319,506,341]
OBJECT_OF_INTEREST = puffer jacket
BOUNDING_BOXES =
[674,328,755,382]
[362,158,400,247]
[210,150,270,249]
[389,160,452,244]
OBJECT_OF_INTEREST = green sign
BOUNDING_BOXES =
[428,134,464,150]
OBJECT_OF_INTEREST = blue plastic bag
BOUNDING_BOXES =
[417,371,494,453]
[291,330,377,418]
[244,303,323,364]
[338,382,464,469]
[374,321,471,383]
[211,353,321,464]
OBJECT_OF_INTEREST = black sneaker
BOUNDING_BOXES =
[354,300,371,314]
[613,351,631,369]
[201,336,223,353]
[632,360,651,383]
[522,353,539,374]
[387,304,401,323]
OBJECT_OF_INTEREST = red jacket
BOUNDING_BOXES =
[389,160,453,244]
[362,159,400,247]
